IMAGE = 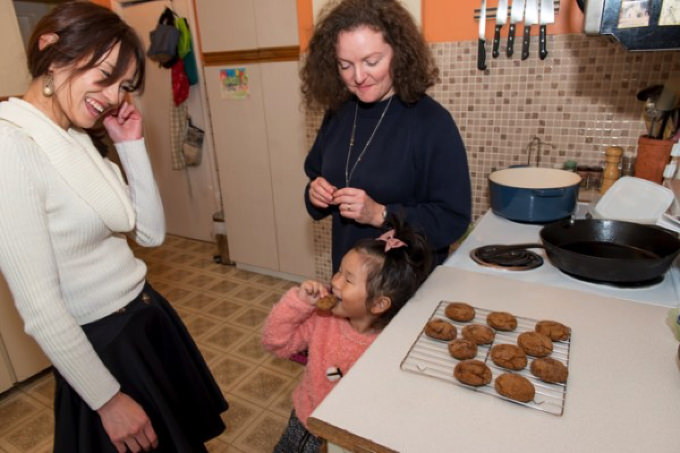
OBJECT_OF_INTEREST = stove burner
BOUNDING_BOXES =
[470,245,544,271]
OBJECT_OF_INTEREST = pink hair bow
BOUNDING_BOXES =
[377,229,407,252]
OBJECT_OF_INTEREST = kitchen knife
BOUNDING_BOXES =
[493,0,508,58]
[507,0,526,57]
[478,0,487,71]
[539,0,555,60]
[521,0,538,60]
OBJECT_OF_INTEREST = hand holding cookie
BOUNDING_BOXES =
[297,280,331,306]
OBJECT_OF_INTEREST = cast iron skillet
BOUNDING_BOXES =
[539,219,680,284]
[488,219,680,284]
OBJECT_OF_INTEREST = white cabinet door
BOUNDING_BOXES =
[253,0,299,47]
[204,65,280,270]
[261,61,315,278]
[0,0,30,97]
[0,274,50,383]
[195,0,258,52]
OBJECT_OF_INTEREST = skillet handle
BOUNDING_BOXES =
[532,188,565,197]
[482,243,545,252]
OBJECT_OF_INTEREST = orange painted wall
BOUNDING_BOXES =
[90,0,112,9]
[297,0,584,51]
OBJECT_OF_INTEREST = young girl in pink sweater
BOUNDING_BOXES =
[262,220,432,452]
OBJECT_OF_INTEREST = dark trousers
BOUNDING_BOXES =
[273,410,323,453]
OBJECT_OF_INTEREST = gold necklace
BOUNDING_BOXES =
[344,96,393,187]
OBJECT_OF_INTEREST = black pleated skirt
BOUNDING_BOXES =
[53,283,228,452]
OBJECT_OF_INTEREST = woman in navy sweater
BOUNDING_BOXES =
[303,0,472,272]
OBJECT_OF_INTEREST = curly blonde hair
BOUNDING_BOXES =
[301,0,439,111]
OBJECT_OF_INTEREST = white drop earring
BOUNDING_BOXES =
[42,72,54,97]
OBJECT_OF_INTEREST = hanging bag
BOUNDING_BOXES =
[183,117,204,166]
[147,8,179,67]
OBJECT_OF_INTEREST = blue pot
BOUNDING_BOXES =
[489,168,582,223]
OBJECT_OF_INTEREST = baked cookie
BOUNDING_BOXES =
[445,302,476,322]
[490,344,527,370]
[462,324,495,345]
[486,311,518,331]
[424,319,457,341]
[530,357,569,384]
[517,332,553,357]
[454,360,492,387]
[316,294,338,311]
[494,373,535,403]
[535,320,571,342]
[448,339,478,360]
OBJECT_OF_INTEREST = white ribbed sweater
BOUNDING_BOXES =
[0,98,165,409]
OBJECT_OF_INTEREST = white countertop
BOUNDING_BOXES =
[309,266,680,452]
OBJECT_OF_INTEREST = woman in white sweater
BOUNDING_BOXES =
[0,3,227,452]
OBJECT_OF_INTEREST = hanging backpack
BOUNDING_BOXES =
[147,8,179,68]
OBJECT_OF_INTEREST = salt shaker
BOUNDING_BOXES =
[600,146,623,194]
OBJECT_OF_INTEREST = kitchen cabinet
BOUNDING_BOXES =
[197,0,314,279]
[0,272,51,393]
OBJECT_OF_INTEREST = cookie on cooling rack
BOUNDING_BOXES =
[444,302,476,322]
[424,318,457,341]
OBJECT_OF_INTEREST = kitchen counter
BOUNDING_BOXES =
[307,266,680,452]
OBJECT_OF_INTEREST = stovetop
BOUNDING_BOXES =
[443,209,680,308]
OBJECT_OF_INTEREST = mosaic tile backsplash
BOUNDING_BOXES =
[305,33,680,281]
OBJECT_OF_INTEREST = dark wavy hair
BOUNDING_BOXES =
[301,0,439,112]
[353,216,433,330]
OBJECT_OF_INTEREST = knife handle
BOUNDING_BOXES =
[539,24,548,60]
[507,23,516,57]
[521,25,531,60]
[492,25,502,58]
[477,39,487,71]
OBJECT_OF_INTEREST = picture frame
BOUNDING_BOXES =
[600,0,680,50]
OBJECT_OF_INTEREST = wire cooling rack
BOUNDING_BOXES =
[400,300,571,416]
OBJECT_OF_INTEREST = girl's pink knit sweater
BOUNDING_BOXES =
[262,288,378,428]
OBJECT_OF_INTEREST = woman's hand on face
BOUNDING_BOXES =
[97,392,158,452]
[103,101,143,143]
[308,177,337,208]
[333,187,385,227]
[298,280,329,306]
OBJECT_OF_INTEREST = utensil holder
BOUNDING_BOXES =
[634,136,673,184]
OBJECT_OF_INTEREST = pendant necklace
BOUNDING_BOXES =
[344,95,393,187]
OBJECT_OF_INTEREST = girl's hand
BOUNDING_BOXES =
[297,280,329,305]
[308,177,337,208]
[97,392,158,452]
[333,187,385,227]
[103,101,143,143]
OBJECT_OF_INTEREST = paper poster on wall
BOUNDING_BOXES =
[617,0,651,28]
[219,68,249,100]
[659,0,680,25]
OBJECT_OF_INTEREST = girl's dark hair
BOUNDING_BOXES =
[301,0,439,111]
[353,216,433,330]
[26,2,146,156]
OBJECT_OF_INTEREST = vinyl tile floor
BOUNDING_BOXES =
[0,235,304,453]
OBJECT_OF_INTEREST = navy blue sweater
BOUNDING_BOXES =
[304,95,471,272]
